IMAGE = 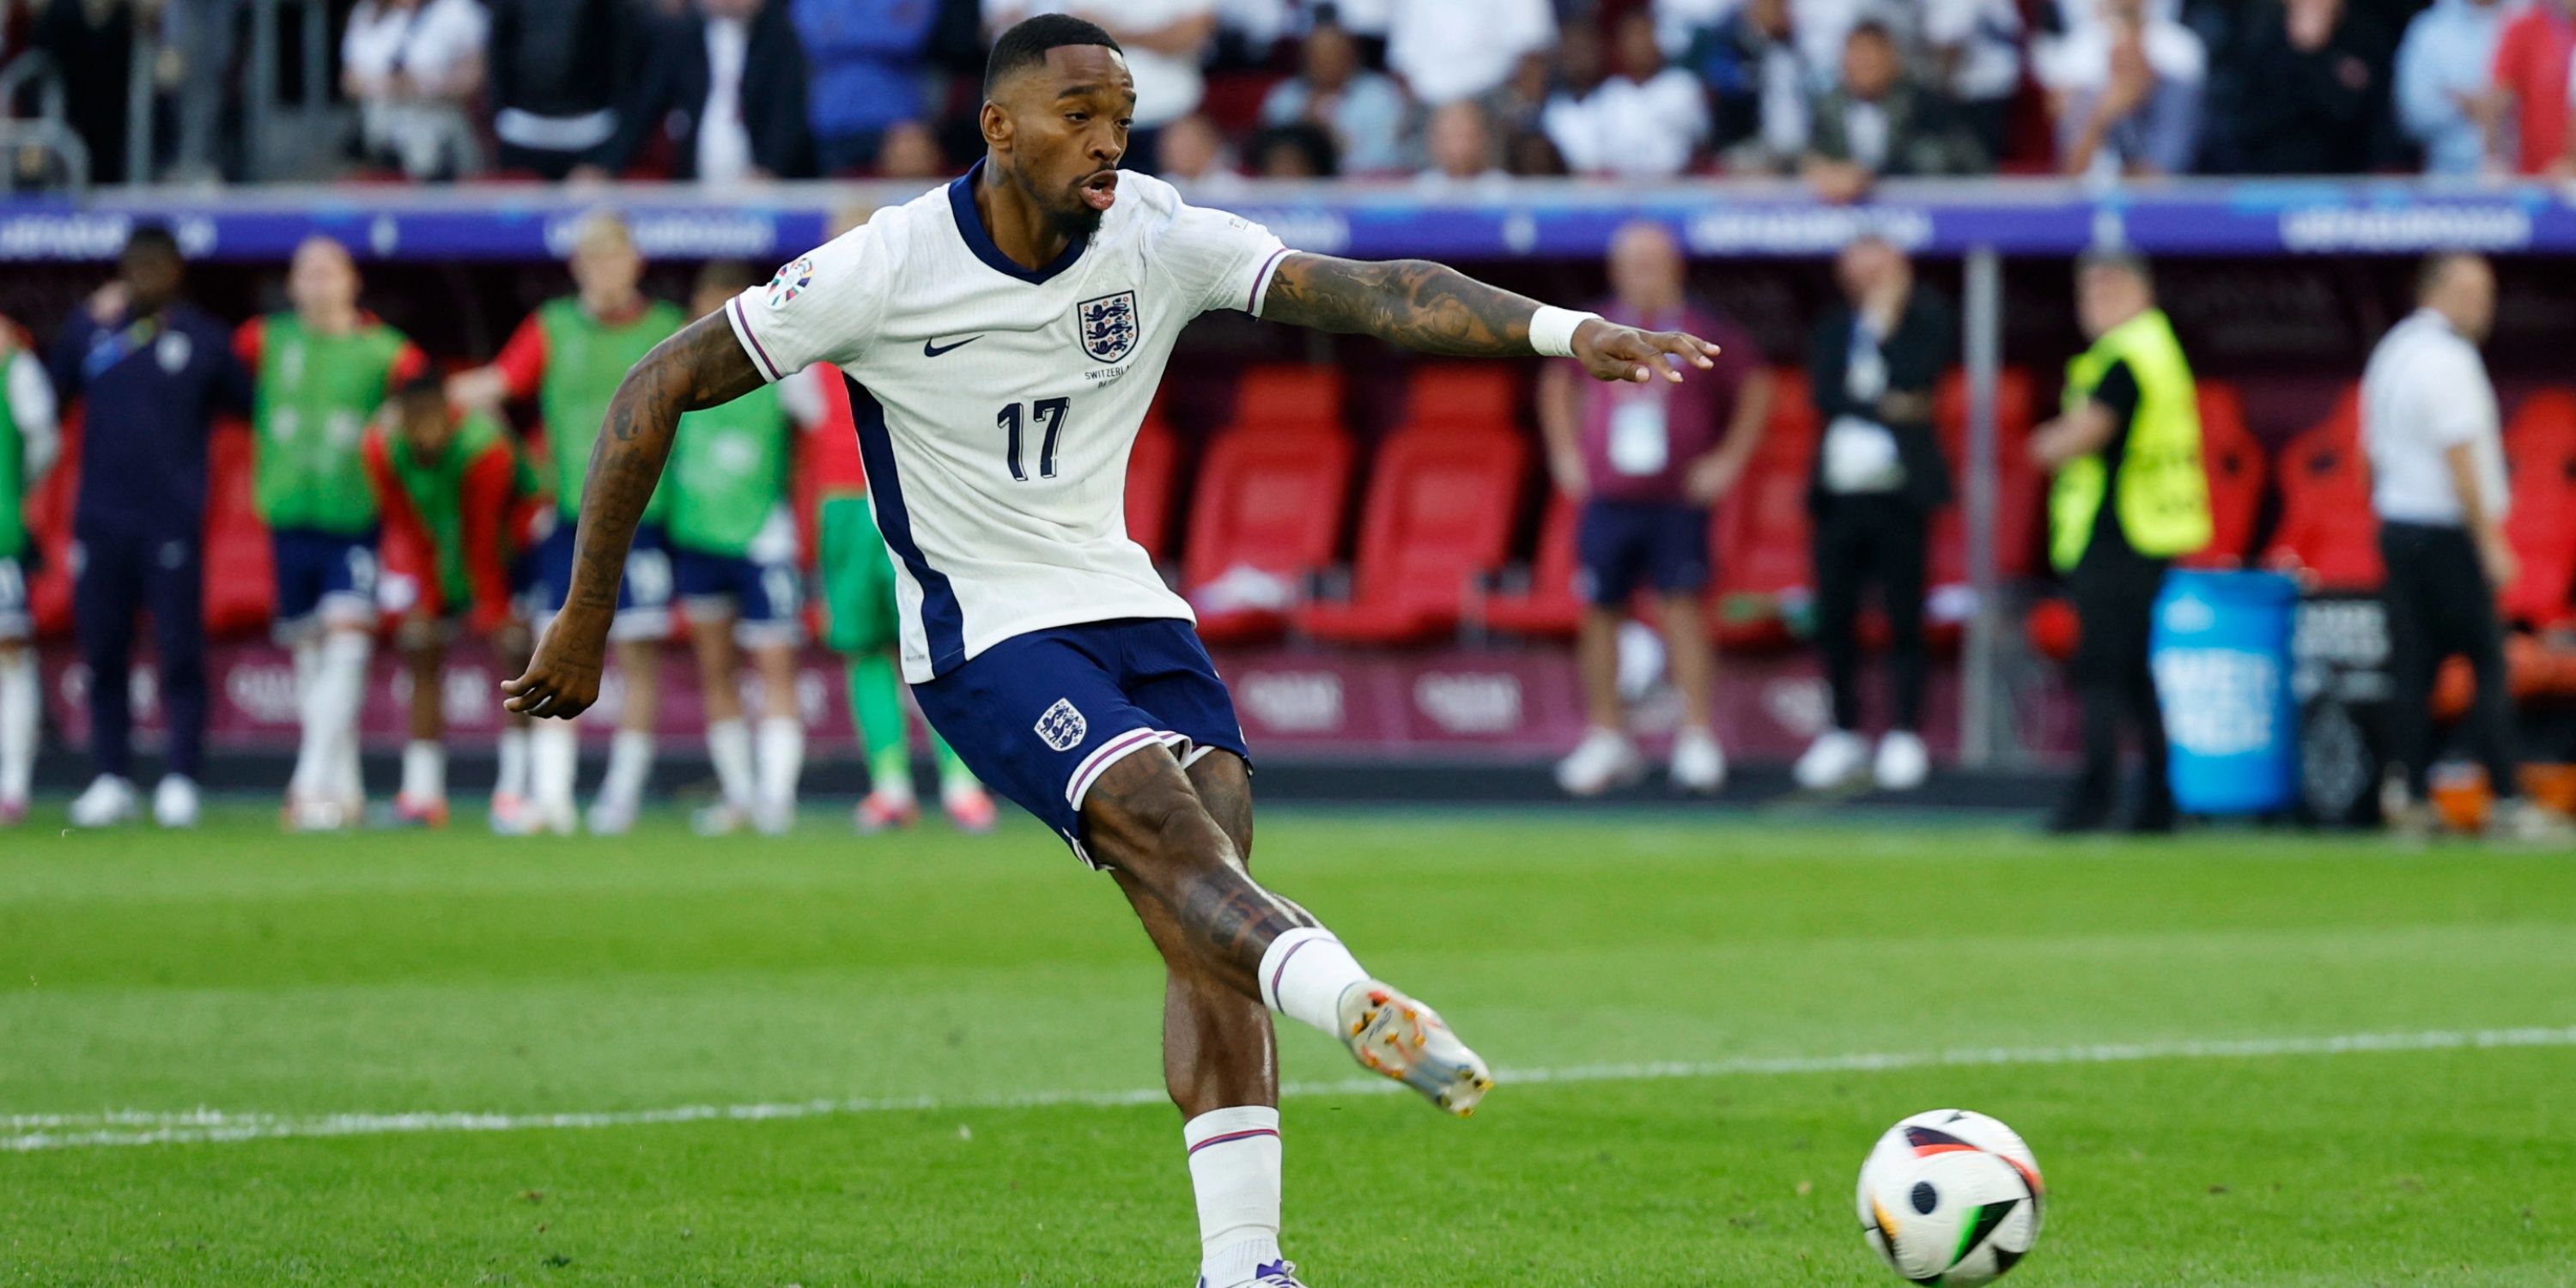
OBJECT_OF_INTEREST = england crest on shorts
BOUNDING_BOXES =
[1076,290,1139,364]
[1035,697,1089,752]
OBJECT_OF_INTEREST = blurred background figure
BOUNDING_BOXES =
[793,0,939,175]
[1418,100,1510,194]
[2394,0,2510,178]
[1924,0,2027,163]
[1381,0,1556,110]
[364,374,538,831]
[1543,9,1709,179]
[874,120,951,180]
[2032,250,2209,835]
[235,236,428,832]
[2228,0,2387,177]
[1257,15,1405,176]
[2365,254,2571,841]
[52,226,252,830]
[1678,0,1813,173]
[2038,0,2206,179]
[1794,235,1953,796]
[1546,221,1768,798]
[486,0,638,179]
[0,313,60,828]
[1153,112,1244,194]
[450,215,683,835]
[984,0,1218,166]
[2483,0,2575,176]
[601,0,812,185]
[1803,20,1988,204]
[342,0,489,182]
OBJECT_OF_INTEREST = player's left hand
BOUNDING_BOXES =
[501,606,609,720]
[1572,319,1720,386]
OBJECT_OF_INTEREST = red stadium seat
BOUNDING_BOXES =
[1296,423,1529,645]
[2500,390,2576,629]
[1124,406,1182,566]
[1183,422,1355,645]
[1478,491,1584,638]
[2179,381,2268,570]
[1230,363,1345,434]
[202,421,276,638]
[1710,368,1817,650]
[1402,364,1520,434]
[2262,387,2383,591]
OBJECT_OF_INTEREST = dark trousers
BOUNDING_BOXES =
[73,524,205,781]
[2379,521,2518,799]
[1813,495,1929,732]
[2061,539,2172,824]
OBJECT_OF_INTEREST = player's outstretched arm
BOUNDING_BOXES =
[502,313,765,719]
[1259,252,1721,385]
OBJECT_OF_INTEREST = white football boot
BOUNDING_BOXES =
[152,775,201,829]
[1794,729,1870,791]
[1336,982,1494,1116]
[68,775,139,828]
[1199,1257,1309,1288]
[1553,727,1644,797]
[1873,731,1930,791]
[1669,726,1727,793]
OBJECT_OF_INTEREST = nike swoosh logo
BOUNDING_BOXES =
[923,336,983,357]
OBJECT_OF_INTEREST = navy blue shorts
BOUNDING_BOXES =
[271,527,380,633]
[0,555,27,641]
[674,545,805,647]
[529,520,673,643]
[911,617,1251,867]
[1575,500,1711,608]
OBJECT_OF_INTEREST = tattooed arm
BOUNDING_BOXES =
[1258,252,1722,385]
[502,313,765,719]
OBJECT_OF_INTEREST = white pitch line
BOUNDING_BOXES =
[8,1024,2573,1154]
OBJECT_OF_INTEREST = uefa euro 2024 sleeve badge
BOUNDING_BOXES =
[1077,291,1139,365]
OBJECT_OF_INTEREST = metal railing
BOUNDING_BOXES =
[0,51,91,193]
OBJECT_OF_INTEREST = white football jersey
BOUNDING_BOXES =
[726,163,1290,683]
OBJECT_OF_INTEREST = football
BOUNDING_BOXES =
[1856,1109,2044,1285]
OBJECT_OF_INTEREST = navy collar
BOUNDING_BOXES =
[948,158,1090,285]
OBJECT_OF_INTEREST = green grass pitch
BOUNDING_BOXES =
[3,805,2573,1285]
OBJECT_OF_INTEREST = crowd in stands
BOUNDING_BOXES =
[9,1,2576,191]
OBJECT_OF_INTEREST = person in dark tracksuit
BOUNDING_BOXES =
[49,226,253,829]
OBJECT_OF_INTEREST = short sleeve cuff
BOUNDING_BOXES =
[1242,246,1294,319]
[726,295,787,384]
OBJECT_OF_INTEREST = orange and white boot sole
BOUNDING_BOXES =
[1338,984,1495,1117]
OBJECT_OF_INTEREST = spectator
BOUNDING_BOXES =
[2231,0,2385,175]
[876,118,949,178]
[0,314,60,828]
[793,0,938,176]
[601,0,811,183]
[1794,234,1954,796]
[1258,18,1407,175]
[2032,250,2210,835]
[1154,112,1246,195]
[987,0,1218,149]
[1544,10,1711,178]
[2037,0,2206,179]
[1924,0,2026,162]
[1383,0,1556,107]
[1249,121,1338,177]
[2486,0,2575,175]
[1680,0,1815,170]
[1416,99,1511,195]
[2364,252,2569,842]
[2395,0,2510,177]
[486,0,640,179]
[1803,20,1988,203]
[50,226,253,831]
[33,0,144,182]
[1543,222,1770,799]
[342,0,489,181]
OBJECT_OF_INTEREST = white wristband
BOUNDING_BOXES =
[1528,306,1601,359]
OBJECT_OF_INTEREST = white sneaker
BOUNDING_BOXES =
[1335,981,1494,1116]
[691,801,752,836]
[1873,731,1930,791]
[285,793,350,832]
[68,775,139,828]
[1670,727,1727,793]
[530,796,580,836]
[1794,729,1871,791]
[586,793,640,836]
[152,775,201,829]
[1553,727,1645,797]
[2494,799,2575,844]
[752,795,796,836]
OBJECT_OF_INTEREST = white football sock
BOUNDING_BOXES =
[314,631,374,802]
[1184,1106,1284,1285]
[494,726,531,799]
[0,649,36,804]
[1257,927,1373,1037]
[598,728,655,808]
[288,637,325,799]
[401,740,446,803]
[756,716,803,814]
[706,719,754,808]
[531,721,580,815]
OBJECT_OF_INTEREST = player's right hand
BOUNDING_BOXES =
[501,608,610,720]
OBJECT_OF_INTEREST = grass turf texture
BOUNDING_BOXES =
[2,808,2572,1285]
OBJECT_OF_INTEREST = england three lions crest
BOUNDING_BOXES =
[1077,290,1139,365]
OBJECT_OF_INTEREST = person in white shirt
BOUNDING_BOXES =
[501,17,1724,1287]
[341,0,489,180]
[1381,0,1557,106]
[2363,252,2568,841]
[1544,10,1713,178]
[986,0,1218,134]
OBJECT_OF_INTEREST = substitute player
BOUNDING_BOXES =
[453,213,685,835]
[0,314,61,826]
[238,235,429,830]
[366,374,539,829]
[506,17,1719,1286]
[669,261,827,835]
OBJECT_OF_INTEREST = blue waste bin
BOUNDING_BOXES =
[2149,570,2302,815]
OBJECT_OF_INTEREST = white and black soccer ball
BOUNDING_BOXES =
[1855,1109,2044,1286]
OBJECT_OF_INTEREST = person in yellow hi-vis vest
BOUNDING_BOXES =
[2030,250,2211,834]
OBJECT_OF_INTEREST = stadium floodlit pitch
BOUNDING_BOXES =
[3,808,2571,1285]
